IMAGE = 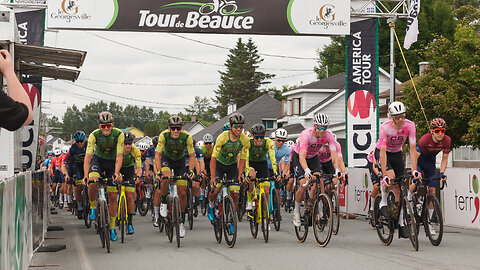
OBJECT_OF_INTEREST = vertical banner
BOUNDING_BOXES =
[346,18,379,168]
[15,9,45,171]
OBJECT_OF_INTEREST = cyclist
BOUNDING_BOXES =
[317,134,346,187]
[143,138,157,203]
[222,122,230,131]
[285,139,297,209]
[41,151,54,170]
[63,131,88,218]
[266,128,291,205]
[185,139,204,210]
[83,111,125,242]
[200,133,214,201]
[292,113,338,227]
[208,113,250,227]
[414,118,450,233]
[366,150,381,223]
[61,146,74,211]
[245,124,278,211]
[376,101,420,238]
[50,148,65,205]
[120,131,143,235]
[153,115,195,238]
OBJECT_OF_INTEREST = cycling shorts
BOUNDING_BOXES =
[215,161,240,192]
[52,170,64,184]
[367,162,380,185]
[249,160,270,187]
[417,154,438,188]
[117,166,136,193]
[89,155,117,192]
[374,148,404,178]
[161,155,188,186]
[291,152,322,180]
[320,160,335,175]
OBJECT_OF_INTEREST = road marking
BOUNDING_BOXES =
[73,227,94,270]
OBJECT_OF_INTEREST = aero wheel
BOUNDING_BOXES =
[166,197,173,242]
[424,194,443,246]
[272,190,281,231]
[260,193,269,243]
[99,202,106,248]
[103,201,111,253]
[374,196,394,245]
[187,190,194,230]
[371,194,382,228]
[120,198,126,243]
[237,185,245,222]
[138,186,148,216]
[214,208,222,243]
[249,206,258,238]
[222,195,237,248]
[331,191,340,235]
[173,196,181,247]
[312,193,333,247]
[403,198,419,251]
[83,187,92,228]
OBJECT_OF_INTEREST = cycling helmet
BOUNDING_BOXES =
[222,122,230,131]
[388,101,406,116]
[275,128,288,140]
[313,113,330,126]
[229,113,245,125]
[123,131,135,144]
[62,146,69,154]
[196,141,204,148]
[47,150,54,155]
[138,142,148,151]
[269,132,276,140]
[203,133,214,143]
[152,136,159,146]
[285,140,294,147]
[98,111,113,124]
[54,148,61,156]
[73,131,86,141]
[168,115,183,126]
[430,118,446,129]
[251,124,266,136]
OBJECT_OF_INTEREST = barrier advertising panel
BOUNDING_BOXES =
[346,168,371,216]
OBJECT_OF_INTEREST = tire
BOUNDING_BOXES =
[187,190,194,230]
[249,206,258,238]
[166,197,173,242]
[222,195,237,248]
[104,201,111,253]
[173,196,181,248]
[99,201,106,249]
[83,186,92,228]
[330,191,340,235]
[374,194,394,246]
[272,190,281,231]
[237,185,245,222]
[261,193,269,243]
[424,194,443,246]
[120,197,126,244]
[370,194,381,228]
[213,202,222,244]
[201,198,207,216]
[294,190,308,243]
[138,186,148,216]
[403,198,419,251]
[312,193,333,247]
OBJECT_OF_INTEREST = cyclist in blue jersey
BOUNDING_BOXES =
[65,131,88,218]
[267,128,291,206]
[185,139,204,209]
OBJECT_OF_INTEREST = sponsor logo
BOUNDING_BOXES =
[354,173,370,212]
[51,0,91,23]
[307,4,347,29]
[62,0,79,15]
[138,0,254,30]
[454,174,479,224]
[347,90,376,119]
[319,4,335,21]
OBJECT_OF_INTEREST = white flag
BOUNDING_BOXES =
[404,0,421,49]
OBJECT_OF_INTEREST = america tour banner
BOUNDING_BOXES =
[46,0,350,36]
[345,18,378,168]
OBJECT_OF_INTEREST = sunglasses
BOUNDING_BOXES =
[316,125,328,131]
[75,140,85,143]
[254,136,264,140]
[277,139,286,143]
[100,123,113,129]
[393,114,406,120]
[433,128,446,134]
[205,142,212,145]
[232,124,244,130]
[169,126,182,131]
[124,142,132,146]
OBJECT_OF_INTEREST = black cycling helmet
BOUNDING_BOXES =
[168,115,183,126]
[152,136,159,146]
[250,124,266,136]
[123,131,135,144]
[229,113,245,125]
[98,111,113,124]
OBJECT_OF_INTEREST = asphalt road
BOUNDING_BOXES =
[30,206,480,270]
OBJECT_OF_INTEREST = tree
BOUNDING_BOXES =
[314,37,346,79]
[214,38,274,117]
[185,96,217,125]
[262,85,299,101]
[402,23,480,148]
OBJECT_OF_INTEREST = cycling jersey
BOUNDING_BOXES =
[376,119,416,152]
[294,128,336,159]
[43,158,52,168]
[212,130,250,166]
[184,147,203,167]
[145,146,155,165]
[69,141,88,164]
[266,143,290,171]
[156,129,194,161]
[247,138,277,173]
[417,133,451,156]
[318,141,343,163]
[200,145,213,159]
[123,145,142,168]
[51,154,64,172]
[86,128,125,160]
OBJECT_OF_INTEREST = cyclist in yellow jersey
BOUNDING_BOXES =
[120,131,143,235]
[208,113,250,223]
[154,115,195,238]
[83,111,125,242]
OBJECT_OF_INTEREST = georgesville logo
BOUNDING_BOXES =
[62,0,79,15]
[308,4,346,29]
[454,174,479,224]
[51,0,91,22]
[138,0,254,30]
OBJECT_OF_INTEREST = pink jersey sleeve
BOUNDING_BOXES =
[324,131,337,152]
[406,120,416,145]
[297,129,311,153]
[335,141,342,158]
[376,122,387,148]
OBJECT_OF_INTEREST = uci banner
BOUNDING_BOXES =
[345,18,378,168]
[46,0,350,36]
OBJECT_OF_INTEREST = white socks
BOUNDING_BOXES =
[154,206,159,220]
[294,201,301,213]
[287,191,292,200]
[407,190,413,201]
[398,208,405,226]
[370,197,375,211]
[380,184,388,208]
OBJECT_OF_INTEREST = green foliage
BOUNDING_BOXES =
[402,24,480,148]
[214,38,274,117]
[262,85,299,101]
[314,37,346,79]
[185,96,218,126]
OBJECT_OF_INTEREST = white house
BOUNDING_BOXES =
[45,135,66,152]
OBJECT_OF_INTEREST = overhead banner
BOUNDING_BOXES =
[345,18,378,168]
[46,0,350,35]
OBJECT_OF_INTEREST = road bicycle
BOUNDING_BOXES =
[159,173,185,248]
[116,177,136,243]
[268,177,282,231]
[185,176,201,230]
[199,0,237,15]
[89,177,111,253]
[237,181,247,222]
[248,177,274,242]
[210,175,238,248]
[82,183,92,228]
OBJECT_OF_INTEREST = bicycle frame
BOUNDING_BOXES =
[248,178,272,223]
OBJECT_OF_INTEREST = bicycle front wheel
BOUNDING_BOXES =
[374,194,394,245]
[120,197,127,243]
[403,198,419,251]
[99,202,106,248]
[166,196,173,242]
[312,193,333,247]
[272,190,281,231]
[83,187,92,228]
[261,193,269,243]
[102,201,111,253]
[174,196,181,247]
[249,205,258,238]
[237,185,246,222]
[331,191,340,235]
[187,189,194,230]
[138,186,148,216]
[222,195,237,248]
[425,194,443,246]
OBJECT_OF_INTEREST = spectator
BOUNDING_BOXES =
[35,155,43,171]
[0,49,33,131]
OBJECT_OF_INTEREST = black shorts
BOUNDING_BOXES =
[374,148,405,178]
[249,160,269,179]
[89,155,116,187]
[204,158,211,175]
[215,161,240,192]
[291,152,322,180]
[367,162,380,185]
[161,155,187,177]
[120,166,136,186]
[320,160,335,175]
[52,170,64,184]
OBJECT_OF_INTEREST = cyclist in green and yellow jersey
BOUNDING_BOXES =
[208,113,250,222]
[154,115,195,238]
[120,131,143,235]
[83,111,125,242]
[199,133,214,201]
[245,124,278,211]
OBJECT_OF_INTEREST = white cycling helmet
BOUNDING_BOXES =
[203,133,214,143]
[285,140,294,147]
[388,101,406,116]
[313,113,330,126]
[138,142,148,151]
[269,132,276,140]
[275,128,288,140]
[196,141,204,148]
[54,148,61,156]
[62,146,70,154]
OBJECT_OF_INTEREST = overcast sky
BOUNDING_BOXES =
[42,30,333,119]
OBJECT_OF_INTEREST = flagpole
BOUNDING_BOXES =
[387,17,397,104]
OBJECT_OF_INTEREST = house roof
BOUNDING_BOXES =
[301,88,344,116]
[193,93,282,141]
[282,123,305,136]
[46,136,62,145]
[183,121,205,132]
[299,73,345,90]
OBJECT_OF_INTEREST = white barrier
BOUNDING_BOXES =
[0,172,33,270]
[345,168,371,216]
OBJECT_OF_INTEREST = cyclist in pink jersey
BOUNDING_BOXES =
[292,113,338,227]
[285,140,297,209]
[318,136,348,187]
[376,101,420,238]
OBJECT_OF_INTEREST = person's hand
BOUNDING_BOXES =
[0,50,14,75]
[382,176,390,187]
[82,177,87,186]
[135,176,142,184]
[335,168,342,178]
[210,177,215,189]
[440,172,447,181]
[412,170,422,180]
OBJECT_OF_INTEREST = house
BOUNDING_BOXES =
[134,136,152,147]
[183,120,206,136]
[45,135,66,151]
[121,126,144,139]
[193,93,282,142]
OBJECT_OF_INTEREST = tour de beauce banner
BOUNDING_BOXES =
[46,0,350,35]
[345,18,378,168]
[15,9,45,172]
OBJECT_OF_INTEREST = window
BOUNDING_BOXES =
[262,120,275,129]
[454,146,480,161]
[282,98,301,116]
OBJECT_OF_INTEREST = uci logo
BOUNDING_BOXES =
[61,0,79,15]
[319,4,335,22]
[347,90,377,119]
